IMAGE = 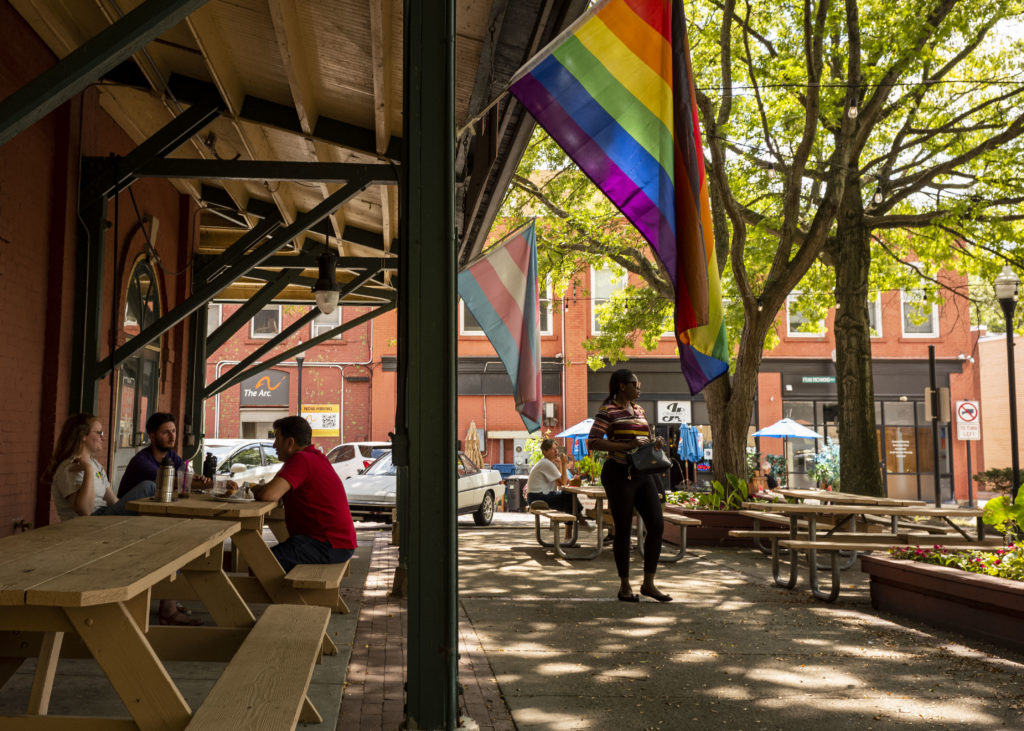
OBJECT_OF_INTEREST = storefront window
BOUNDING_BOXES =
[883,401,915,425]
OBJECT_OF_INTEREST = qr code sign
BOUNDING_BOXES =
[320,413,338,429]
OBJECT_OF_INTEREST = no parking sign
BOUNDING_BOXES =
[955,400,980,441]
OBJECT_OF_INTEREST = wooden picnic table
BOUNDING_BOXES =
[560,485,609,559]
[740,501,989,602]
[0,516,257,728]
[129,494,347,615]
[772,488,926,507]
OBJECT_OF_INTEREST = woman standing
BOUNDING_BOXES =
[587,369,672,602]
[46,413,155,519]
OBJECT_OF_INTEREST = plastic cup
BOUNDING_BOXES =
[177,471,192,497]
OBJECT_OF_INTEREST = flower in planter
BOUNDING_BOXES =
[889,543,1024,581]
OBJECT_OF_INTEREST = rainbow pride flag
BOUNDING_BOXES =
[509,0,728,392]
[458,222,543,431]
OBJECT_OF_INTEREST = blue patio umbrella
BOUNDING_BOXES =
[555,418,594,463]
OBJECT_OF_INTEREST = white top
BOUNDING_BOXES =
[51,457,109,520]
[525,458,561,495]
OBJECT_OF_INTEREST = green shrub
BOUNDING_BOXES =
[974,468,1014,494]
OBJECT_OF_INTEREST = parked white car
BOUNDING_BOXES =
[344,451,502,525]
[203,439,283,484]
[326,441,392,482]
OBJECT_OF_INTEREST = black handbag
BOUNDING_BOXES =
[627,443,672,474]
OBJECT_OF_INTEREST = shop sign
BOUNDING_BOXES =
[302,404,340,437]
[955,400,980,441]
[240,369,289,407]
[657,400,691,424]
[801,375,835,384]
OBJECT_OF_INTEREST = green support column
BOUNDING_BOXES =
[70,195,108,414]
[182,308,207,463]
[401,0,458,727]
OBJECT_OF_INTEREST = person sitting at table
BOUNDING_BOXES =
[526,439,587,540]
[118,412,212,497]
[587,369,672,603]
[45,413,203,627]
[253,416,357,572]
[46,413,160,519]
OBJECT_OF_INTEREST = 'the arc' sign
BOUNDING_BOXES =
[240,369,290,408]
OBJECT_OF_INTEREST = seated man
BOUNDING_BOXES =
[118,412,211,497]
[254,416,357,572]
[526,438,586,539]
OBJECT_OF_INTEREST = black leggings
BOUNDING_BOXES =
[601,459,663,577]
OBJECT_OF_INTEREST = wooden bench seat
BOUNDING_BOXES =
[775,538,1005,603]
[285,560,351,589]
[282,560,352,614]
[636,511,702,563]
[663,513,701,527]
[186,604,331,731]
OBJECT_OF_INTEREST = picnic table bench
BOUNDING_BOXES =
[0,516,330,730]
[737,501,989,602]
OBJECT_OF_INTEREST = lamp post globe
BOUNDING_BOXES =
[995,265,1021,502]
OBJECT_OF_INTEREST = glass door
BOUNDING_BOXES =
[111,258,161,491]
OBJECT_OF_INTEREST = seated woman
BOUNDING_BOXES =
[45,413,200,625]
[46,413,156,518]
[525,439,586,539]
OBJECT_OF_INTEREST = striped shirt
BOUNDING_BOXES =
[587,402,652,464]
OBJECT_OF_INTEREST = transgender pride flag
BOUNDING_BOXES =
[509,0,729,393]
[458,222,542,432]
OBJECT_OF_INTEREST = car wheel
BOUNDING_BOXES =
[472,491,494,526]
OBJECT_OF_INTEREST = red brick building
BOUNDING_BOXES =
[207,266,983,502]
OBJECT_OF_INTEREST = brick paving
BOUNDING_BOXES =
[338,533,516,730]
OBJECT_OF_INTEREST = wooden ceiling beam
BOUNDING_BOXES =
[185,8,301,238]
[370,0,396,264]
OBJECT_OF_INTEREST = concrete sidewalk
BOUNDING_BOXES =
[4,518,1024,729]
[456,521,1024,730]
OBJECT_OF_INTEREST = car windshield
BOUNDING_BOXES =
[363,452,397,476]
[204,444,236,463]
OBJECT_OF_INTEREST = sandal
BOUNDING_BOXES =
[617,592,640,603]
[640,587,673,603]
[159,610,203,626]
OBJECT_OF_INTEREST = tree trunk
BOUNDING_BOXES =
[706,315,772,485]
[831,184,884,497]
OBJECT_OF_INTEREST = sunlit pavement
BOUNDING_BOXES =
[5,518,1024,730]
[455,521,1024,730]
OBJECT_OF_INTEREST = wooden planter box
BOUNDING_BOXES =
[663,506,757,547]
[861,555,1024,653]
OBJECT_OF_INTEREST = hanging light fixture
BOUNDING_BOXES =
[312,236,339,315]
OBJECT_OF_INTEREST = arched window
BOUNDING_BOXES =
[113,257,162,487]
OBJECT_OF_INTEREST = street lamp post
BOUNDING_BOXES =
[995,265,1021,502]
[296,343,305,417]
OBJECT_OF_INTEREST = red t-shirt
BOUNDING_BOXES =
[276,446,357,549]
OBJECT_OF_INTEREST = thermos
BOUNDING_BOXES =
[203,452,217,480]
[155,455,176,503]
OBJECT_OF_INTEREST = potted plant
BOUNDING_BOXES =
[663,474,770,546]
[860,491,1024,652]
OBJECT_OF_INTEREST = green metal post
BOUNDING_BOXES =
[402,0,458,727]
[70,195,108,414]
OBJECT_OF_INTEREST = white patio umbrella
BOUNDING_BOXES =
[753,418,823,486]
[554,418,594,438]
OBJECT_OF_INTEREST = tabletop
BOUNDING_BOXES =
[773,488,926,507]
[565,485,606,499]
[0,516,239,607]
[129,493,278,520]
[741,501,983,517]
